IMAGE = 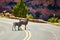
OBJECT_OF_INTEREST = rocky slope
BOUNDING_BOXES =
[0,0,60,20]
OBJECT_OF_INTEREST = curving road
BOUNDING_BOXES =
[0,18,60,40]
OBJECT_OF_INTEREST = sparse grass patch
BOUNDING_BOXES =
[0,14,6,18]
[58,19,60,23]
[54,23,60,26]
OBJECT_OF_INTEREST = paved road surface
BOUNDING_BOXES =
[0,18,60,40]
[27,22,60,40]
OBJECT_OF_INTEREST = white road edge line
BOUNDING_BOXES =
[41,29,57,40]
[48,30,57,40]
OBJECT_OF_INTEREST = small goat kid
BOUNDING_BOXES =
[12,19,28,31]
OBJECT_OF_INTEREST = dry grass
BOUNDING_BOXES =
[0,14,6,18]
[53,23,60,26]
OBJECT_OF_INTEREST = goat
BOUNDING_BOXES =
[12,18,28,31]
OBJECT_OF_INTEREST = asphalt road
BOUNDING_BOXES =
[27,22,60,40]
[0,18,60,40]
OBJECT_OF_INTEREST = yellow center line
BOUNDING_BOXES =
[27,30,31,40]
[23,30,31,40]
[21,25,31,40]
[23,30,28,40]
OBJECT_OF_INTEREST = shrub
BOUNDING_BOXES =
[26,14,34,19]
[48,17,58,23]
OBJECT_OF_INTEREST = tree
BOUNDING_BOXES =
[12,0,28,18]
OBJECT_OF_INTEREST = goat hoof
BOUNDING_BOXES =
[25,29,26,30]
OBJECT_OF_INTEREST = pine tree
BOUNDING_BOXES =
[12,0,28,18]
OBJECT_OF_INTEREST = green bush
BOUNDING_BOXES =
[26,14,34,19]
[48,17,58,23]
[58,19,60,23]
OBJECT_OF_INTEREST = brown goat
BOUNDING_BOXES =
[12,18,28,31]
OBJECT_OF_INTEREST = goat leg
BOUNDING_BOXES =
[18,26,20,31]
[25,25,26,30]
